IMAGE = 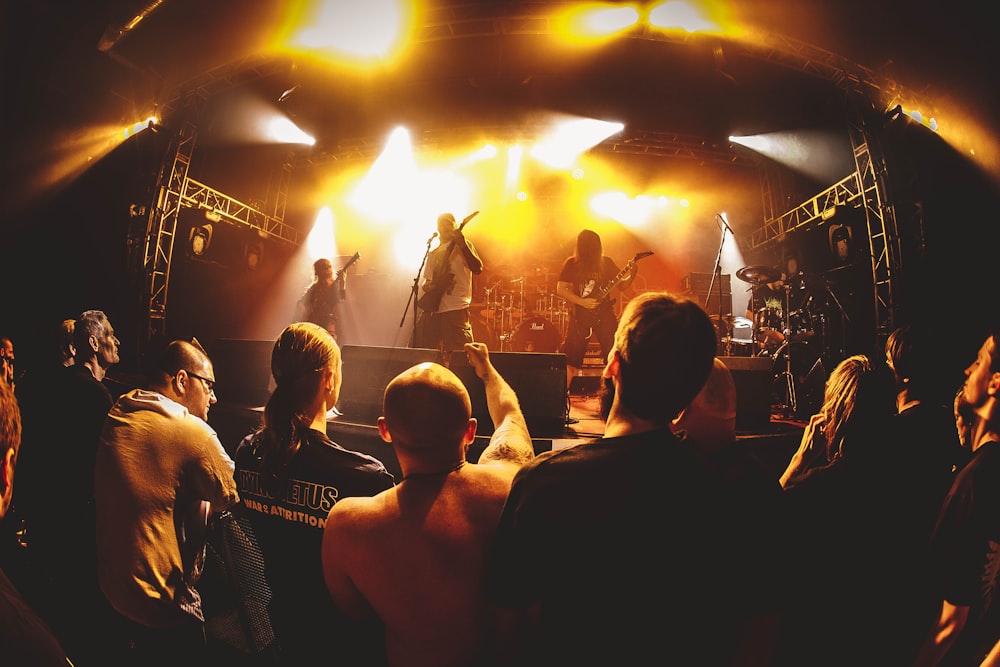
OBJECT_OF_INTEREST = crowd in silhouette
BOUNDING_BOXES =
[1,290,999,666]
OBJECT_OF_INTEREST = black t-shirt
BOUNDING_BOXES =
[15,364,113,563]
[927,441,1000,666]
[234,428,394,661]
[558,256,618,306]
[0,567,71,666]
[486,428,786,665]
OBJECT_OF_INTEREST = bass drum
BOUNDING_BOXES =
[511,317,562,353]
[470,312,500,351]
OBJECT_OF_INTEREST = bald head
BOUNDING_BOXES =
[672,357,738,452]
[382,362,473,449]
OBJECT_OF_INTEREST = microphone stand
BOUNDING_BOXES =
[705,217,729,353]
[400,234,436,347]
[822,278,850,362]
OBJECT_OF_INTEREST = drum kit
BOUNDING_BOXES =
[478,271,567,353]
[735,264,829,416]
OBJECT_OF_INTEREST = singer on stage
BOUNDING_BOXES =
[415,212,484,351]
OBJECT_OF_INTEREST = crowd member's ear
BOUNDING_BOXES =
[988,369,1000,400]
[376,417,393,444]
[602,350,621,380]
[173,369,192,396]
[0,447,14,498]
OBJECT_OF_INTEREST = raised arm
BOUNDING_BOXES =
[463,342,534,466]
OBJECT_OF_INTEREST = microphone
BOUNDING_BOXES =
[458,210,479,232]
[717,212,733,234]
[427,231,438,245]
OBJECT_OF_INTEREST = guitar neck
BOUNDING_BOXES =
[597,264,633,301]
[596,252,651,300]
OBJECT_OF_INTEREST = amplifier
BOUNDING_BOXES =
[682,291,733,318]
[681,272,731,295]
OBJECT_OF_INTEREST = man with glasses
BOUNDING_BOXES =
[94,338,239,666]
[0,336,15,385]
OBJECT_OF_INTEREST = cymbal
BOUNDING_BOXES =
[736,265,780,284]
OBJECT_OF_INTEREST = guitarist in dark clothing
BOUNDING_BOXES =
[416,212,484,352]
[298,257,349,342]
[556,229,638,393]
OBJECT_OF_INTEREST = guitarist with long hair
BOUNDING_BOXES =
[556,229,641,393]
[416,212,484,351]
[298,255,354,343]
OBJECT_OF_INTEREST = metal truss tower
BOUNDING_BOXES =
[845,97,900,352]
[141,119,298,343]
[143,121,197,342]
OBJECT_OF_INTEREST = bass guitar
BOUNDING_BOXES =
[575,251,654,338]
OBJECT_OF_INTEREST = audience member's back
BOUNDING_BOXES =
[486,293,767,665]
[884,324,970,538]
[672,357,788,659]
[12,310,121,664]
[232,323,394,665]
[322,343,536,667]
[776,355,922,666]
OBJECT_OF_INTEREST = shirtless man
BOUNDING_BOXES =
[321,342,535,667]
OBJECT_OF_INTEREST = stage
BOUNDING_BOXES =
[208,388,805,484]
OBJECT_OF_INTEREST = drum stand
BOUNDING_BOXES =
[773,342,797,416]
[773,285,797,416]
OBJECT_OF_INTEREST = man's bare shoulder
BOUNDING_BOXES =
[471,458,523,482]
[326,487,397,526]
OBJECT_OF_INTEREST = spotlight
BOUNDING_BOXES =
[245,238,264,270]
[189,224,213,256]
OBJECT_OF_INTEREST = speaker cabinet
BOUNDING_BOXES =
[338,345,568,438]
[208,339,274,407]
[684,291,734,318]
[718,356,773,430]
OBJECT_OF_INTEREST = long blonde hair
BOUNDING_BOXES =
[820,354,894,460]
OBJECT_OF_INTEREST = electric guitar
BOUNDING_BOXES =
[417,250,456,313]
[417,211,479,312]
[575,251,654,338]
[300,251,359,331]
[337,251,360,279]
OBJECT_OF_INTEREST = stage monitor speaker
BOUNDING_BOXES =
[338,345,568,439]
[683,290,733,318]
[208,339,274,407]
[718,356,773,430]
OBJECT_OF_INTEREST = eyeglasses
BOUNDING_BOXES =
[184,370,216,393]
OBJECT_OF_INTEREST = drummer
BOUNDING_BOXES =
[747,254,810,349]
[768,254,808,309]
[743,254,806,351]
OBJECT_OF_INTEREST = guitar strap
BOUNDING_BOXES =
[429,241,458,284]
